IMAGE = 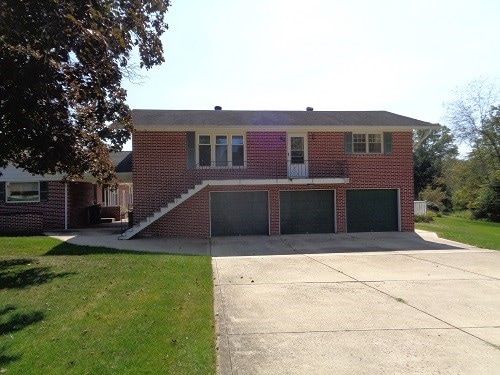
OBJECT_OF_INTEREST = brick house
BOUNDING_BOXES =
[122,109,437,239]
[0,151,133,234]
[0,169,94,234]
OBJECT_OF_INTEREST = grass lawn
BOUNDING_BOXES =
[0,237,215,374]
[416,215,500,250]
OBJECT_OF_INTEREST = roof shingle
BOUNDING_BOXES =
[110,151,132,173]
[131,109,436,128]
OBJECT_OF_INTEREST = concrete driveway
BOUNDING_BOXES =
[212,231,500,374]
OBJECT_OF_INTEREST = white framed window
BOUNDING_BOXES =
[353,134,366,153]
[368,134,382,153]
[6,181,41,203]
[197,133,245,167]
[353,133,383,154]
[215,135,228,166]
[103,187,119,206]
[231,135,245,166]
[198,135,212,166]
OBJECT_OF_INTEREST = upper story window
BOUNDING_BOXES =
[352,133,382,153]
[197,133,245,167]
[345,132,392,154]
[199,135,212,166]
[231,135,245,166]
[215,135,228,166]
[2,181,48,203]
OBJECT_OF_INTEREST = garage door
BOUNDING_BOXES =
[210,191,269,236]
[280,190,335,234]
[346,189,398,232]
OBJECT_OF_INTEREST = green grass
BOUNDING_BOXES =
[416,215,500,250]
[0,237,215,374]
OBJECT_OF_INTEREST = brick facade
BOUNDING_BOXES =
[133,130,415,238]
[68,182,96,227]
[0,181,95,234]
[101,206,122,220]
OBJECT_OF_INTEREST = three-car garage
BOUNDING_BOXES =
[209,189,400,237]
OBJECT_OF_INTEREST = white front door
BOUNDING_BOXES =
[287,134,308,178]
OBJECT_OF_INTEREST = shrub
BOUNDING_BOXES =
[426,201,441,212]
[415,213,434,223]
[472,180,500,222]
[419,179,453,212]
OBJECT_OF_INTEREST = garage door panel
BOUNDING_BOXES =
[280,190,335,234]
[347,189,398,232]
[211,192,269,236]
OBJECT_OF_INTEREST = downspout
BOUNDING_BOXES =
[413,127,434,151]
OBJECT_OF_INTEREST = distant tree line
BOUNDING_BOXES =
[414,79,500,221]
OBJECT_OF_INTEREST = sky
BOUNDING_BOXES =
[122,0,500,151]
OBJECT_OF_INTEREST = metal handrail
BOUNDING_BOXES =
[187,159,348,180]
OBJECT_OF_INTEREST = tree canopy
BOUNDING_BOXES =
[446,79,500,165]
[413,126,458,198]
[443,79,500,221]
[0,0,170,183]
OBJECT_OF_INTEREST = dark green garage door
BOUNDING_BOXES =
[346,189,398,232]
[210,192,269,236]
[280,190,335,234]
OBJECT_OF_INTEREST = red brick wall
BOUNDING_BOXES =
[101,206,121,221]
[133,130,415,237]
[68,182,96,228]
[0,213,44,234]
[96,185,104,206]
[246,132,287,177]
[308,131,414,231]
[0,181,95,233]
[133,131,189,224]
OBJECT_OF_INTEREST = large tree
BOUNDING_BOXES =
[413,126,458,200]
[445,79,500,220]
[0,0,170,183]
[446,78,500,165]
[480,105,500,165]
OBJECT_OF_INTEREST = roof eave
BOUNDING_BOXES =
[134,123,438,132]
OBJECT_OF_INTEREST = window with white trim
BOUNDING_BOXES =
[103,187,119,206]
[232,135,244,166]
[215,135,228,166]
[6,181,46,202]
[353,133,383,154]
[197,133,245,167]
[199,135,212,166]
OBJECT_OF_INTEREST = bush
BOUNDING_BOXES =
[415,213,435,223]
[426,201,441,212]
[472,180,500,222]
[419,180,452,212]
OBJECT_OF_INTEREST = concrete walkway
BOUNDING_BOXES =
[48,226,500,374]
[47,222,211,255]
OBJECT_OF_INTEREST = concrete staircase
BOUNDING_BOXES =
[119,182,207,240]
